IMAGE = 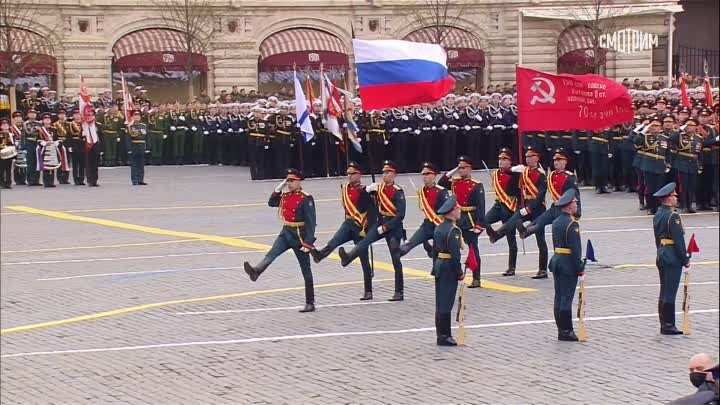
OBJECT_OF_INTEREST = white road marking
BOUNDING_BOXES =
[175,301,394,315]
[3,309,717,359]
[585,281,719,289]
[2,250,263,266]
[37,266,244,281]
[402,251,541,261]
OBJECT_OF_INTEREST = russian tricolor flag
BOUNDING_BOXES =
[353,39,455,111]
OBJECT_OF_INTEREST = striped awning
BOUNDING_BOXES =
[0,28,53,55]
[404,27,483,50]
[404,27,485,68]
[557,25,598,57]
[113,29,200,60]
[260,28,346,60]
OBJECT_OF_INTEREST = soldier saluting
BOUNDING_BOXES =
[244,169,317,312]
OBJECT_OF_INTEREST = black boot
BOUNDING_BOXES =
[338,247,358,267]
[437,313,457,346]
[660,303,682,335]
[486,226,503,244]
[310,246,332,263]
[502,268,515,276]
[299,303,315,313]
[638,193,646,210]
[388,291,404,302]
[243,258,271,282]
[468,265,481,288]
[360,291,373,301]
[396,243,412,258]
[299,280,315,312]
[558,311,578,341]
[532,269,548,279]
[518,223,536,240]
[503,249,517,276]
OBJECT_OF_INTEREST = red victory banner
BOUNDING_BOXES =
[516,67,634,133]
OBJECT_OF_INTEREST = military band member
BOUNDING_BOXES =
[339,160,406,301]
[652,182,688,335]
[487,146,550,279]
[53,110,71,184]
[0,119,15,189]
[23,109,42,186]
[10,111,27,185]
[518,149,582,240]
[126,110,149,185]
[432,195,464,346]
[37,113,65,187]
[244,169,317,312]
[549,189,585,342]
[311,162,375,300]
[396,162,449,257]
[483,148,520,276]
[438,156,485,288]
[84,109,102,187]
[670,117,704,213]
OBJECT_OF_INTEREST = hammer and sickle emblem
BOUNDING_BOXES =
[530,77,556,105]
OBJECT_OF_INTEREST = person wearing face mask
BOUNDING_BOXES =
[668,354,719,405]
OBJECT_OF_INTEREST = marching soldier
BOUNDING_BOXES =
[588,128,613,194]
[482,148,520,276]
[126,110,149,185]
[549,188,585,342]
[518,149,582,240]
[396,162,449,257]
[311,162,375,300]
[670,117,704,213]
[9,111,27,185]
[652,182,688,335]
[52,110,71,184]
[69,109,86,185]
[339,160,406,301]
[487,146,549,279]
[23,109,42,186]
[438,156,485,288]
[431,195,464,346]
[243,168,317,312]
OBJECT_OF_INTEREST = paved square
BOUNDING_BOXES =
[1,165,718,405]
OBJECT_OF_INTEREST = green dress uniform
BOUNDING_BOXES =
[243,169,317,312]
[549,189,585,341]
[170,110,189,165]
[697,109,718,210]
[635,116,672,214]
[652,182,688,335]
[188,109,204,164]
[126,117,148,185]
[669,119,704,213]
[432,195,464,347]
[147,111,169,165]
[102,112,124,166]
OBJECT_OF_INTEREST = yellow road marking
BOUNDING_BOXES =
[1,239,203,253]
[613,260,719,269]
[0,277,422,335]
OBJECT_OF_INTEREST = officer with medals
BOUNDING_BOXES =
[431,195,464,347]
[670,117,704,213]
[396,162,449,257]
[487,146,550,279]
[549,188,585,342]
[68,109,86,184]
[52,110,71,184]
[652,182,689,335]
[518,148,581,235]
[438,156,485,288]
[311,162,375,300]
[339,160,406,301]
[635,115,672,214]
[243,168,317,312]
[126,110,149,185]
[482,148,521,276]
[697,108,719,211]
[23,109,42,186]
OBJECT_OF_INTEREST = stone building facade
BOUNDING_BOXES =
[2,0,684,101]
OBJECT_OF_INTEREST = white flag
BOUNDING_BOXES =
[294,71,314,142]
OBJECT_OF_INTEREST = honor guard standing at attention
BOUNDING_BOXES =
[635,115,672,214]
[10,111,27,186]
[147,105,168,165]
[311,162,376,300]
[431,196,464,347]
[438,156,485,287]
[652,182,689,335]
[69,109,86,185]
[102,104,124,167]
[518,148,582,240]
[339,161,406,301]
[126,110,149,185]
[396,162,449,258]
[549,189,585,342]
[487,146,550,279]
[697,108,718,211]
[243,169,317,312]
[588,127,613,194]
[53,110,71,184]
[670,117,704,213]
[482,148,521,276]
[23,109,42,186]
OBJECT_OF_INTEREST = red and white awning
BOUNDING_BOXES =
[404,27,485,68]
[0,27,54,55]
[260,28,346,60]
[557,25,597,57]
[557,25,607,69]
[113,29,200,60]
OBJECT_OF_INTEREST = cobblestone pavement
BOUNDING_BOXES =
[1,165,718,405]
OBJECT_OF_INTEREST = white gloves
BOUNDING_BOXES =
[377,226,385,235]
[366,182,379,192]
[665,166,671,173]
[264,145,269,150]
[511,164,525,173]
[116,137,121,142]
[520,208,529,216]
[274,179,287,193]
[238,128,244,133]
[512,124,518,129]
[683,265,691,274]
[401,115,408,121]
[392,128,399,133]
[191,126,197,131]
[170,126,176,131]
[574,150,581,155]
[145,150,150,154]
[442,124,448,130]
[203,131,209,135]
[342,123,348,128]
[608,153,613,158]
[68,147,73,152]
[300,246,311,253]
[163,135,167,139]
[464,125,471,131]
[198,115,204,120]
[425,115,433,121]
[39,140,47,146]
[414,129,421,135]
[475,114,483,121]
[228,128,233,133]
[446,166,460,177]
[128,150,133,154]
[453,112,459,119]
[384,140,389,145]
[179,116,185,121]
[486,126,493,131]
[216,129,222,134]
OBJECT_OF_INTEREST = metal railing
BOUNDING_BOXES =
[674,45,720,79]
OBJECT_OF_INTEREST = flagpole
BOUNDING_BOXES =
[294,63,306,174]
[320,62,330,177]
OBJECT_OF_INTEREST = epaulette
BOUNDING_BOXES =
[393,184,402,190]
[301,190,311,197]
[564,170,574,176]
[434,184,445,190]
[471,179,481,184]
